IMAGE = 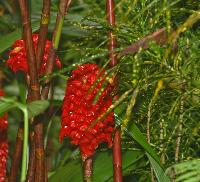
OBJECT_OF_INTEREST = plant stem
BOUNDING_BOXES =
[147,80,164,143]
[17,1,45,182]
[30,1,51,181]
[18,0,40,100]
[175,99,184,162]
[119,28,168,57]
[41,0,72,100]
[8,124,23,182]
[113,128,122,182]
[21,108,29,182]
[26,131,36,182]
[82,157,93,182]
[160,120,165,164]
[36,0,51,71]
[106,0,123,182]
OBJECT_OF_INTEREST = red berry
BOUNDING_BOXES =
[0,90,8,182]
[6,34,61,75]
[60,64,114,158]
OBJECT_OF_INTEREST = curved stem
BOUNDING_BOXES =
[21,109,29,182]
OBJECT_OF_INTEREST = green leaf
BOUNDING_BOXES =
[0,21,39,53]
[128,123,161,164]
[27,100,49,118]
[147,153,171,182]
[49,150,143,182]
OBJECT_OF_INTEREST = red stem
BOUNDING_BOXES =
[118,28,178,57]
[8,125,23,182]
[106,0,117,67]
[36,0,51,71]
[17,1,45,182]
[18,0,40,100]
[82,157,93,182]
[113,128,123,182]
[106,0,123,182]
[33,1,51,181]
[26,132,36,182]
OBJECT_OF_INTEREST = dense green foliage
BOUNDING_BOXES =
[0,0,200,181]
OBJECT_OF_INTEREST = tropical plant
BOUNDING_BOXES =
[0,0,200,182]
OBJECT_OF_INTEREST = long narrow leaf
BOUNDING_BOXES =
[127,123,160,164]
[147,153,171,182]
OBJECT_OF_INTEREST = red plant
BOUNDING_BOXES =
[0,90,8,182]
[6,34,61,75]
[60,64,114,158]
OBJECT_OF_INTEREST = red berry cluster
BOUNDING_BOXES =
[60,64,114,158]
[6,34,61,75]
[0,90,8,182]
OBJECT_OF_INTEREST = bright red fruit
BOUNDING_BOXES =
[6,34,61,75]
[60,64,114,158]
[0,90,8,182]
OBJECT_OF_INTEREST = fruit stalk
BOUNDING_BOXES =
[106,0,123,182]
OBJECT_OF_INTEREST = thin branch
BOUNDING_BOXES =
[147,80,164,143]
[147,80,164,182]
[175,99,184,162]
[118,27,179,59]
[8,124,23,182]
[36,0,51,71]
[160,120,165,164]
[119,28,168,57]
[41,0,72,100]
[106,0,122,182]
[26,131,36,182]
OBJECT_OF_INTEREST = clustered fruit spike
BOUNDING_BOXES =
[6,34,61,75]
[60,64,114,158]
[0,90,8,182]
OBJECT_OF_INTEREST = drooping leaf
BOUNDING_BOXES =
[127,123,161,164]
[147,153,171,182]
